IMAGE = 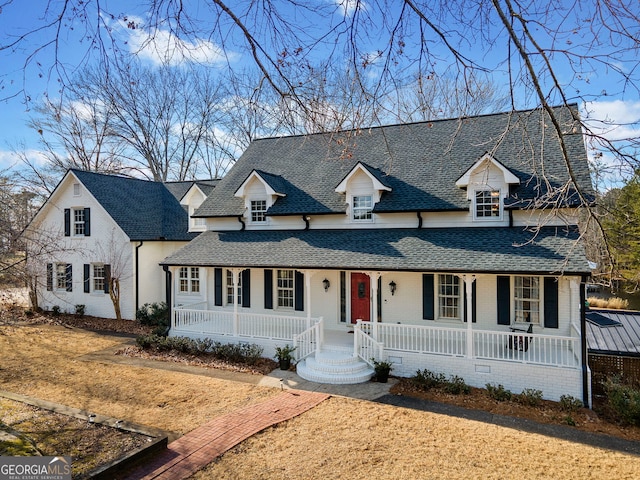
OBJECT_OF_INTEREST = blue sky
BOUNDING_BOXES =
[1,0,638,189]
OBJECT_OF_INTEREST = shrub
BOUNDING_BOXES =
[486,383,512,402]
[604,377,640,425]
[136,302,169,327]
[559,395,583,412]
[518,388,543,406]
[75,304,85,316]
[412,369,447,390]
[444,375,470,395]
[587,296,629,310]
[51,305,61,316]
[211,342,264,365]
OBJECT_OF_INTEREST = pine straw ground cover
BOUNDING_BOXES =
[1,309,640,479]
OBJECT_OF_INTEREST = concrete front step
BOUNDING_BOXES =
[297,349,374,385]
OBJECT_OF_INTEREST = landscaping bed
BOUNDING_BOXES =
[0,397,151,479]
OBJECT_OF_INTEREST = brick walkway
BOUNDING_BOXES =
[122,390,330,480]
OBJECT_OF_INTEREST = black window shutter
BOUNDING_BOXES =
[463,281,477,323]
[46,263,53,291]
[214,268,223,306]
[84,208,91,236]
[264,269,273,309]
[84,264,90,293]
[422,274,434,320]
[241,269,251,308]
[64,209,71,236]
[294,271,304,311]
[544,277,559,328]
[340,271,346,322]
[65,264,73,292]
[497,276,511,325]
[377,276,382,322]
[104,264,111,294]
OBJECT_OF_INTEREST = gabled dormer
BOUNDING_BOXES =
[456,153,520,221]
[234,170,287,225]
[335,162,392,223]
[181,184,209,232]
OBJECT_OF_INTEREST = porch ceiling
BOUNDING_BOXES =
[161,226,590,275]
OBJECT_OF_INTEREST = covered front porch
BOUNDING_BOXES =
[171,304,581,371]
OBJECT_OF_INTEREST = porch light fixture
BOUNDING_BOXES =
[389,280,397,296]
[323,278,330,292]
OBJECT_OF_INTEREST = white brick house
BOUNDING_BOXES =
[26,169,217,320]
[161,105,595,404]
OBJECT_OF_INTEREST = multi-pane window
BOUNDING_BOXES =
[179,267,200,293]
[251,200,267,222]
[277,269,294,308]
[55,263,67,290]
[438,274,461,320]
[352,195,373,221]
[475,190,501,218]
[226,270,242,305]
[93,265,105,292]
[74,208,86,235]
[514,276,540,324]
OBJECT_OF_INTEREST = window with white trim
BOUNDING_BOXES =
[277,269,294,308]
[352,195,373,221]
[438,274,461,320]
[514,276,540,324]
[226,270,242,305]
[179,267,200,293]
[474,190,501,219]
[55,263,67,290]
[93,264,105,292]
[73,208,86,235]
[250,200,267,222]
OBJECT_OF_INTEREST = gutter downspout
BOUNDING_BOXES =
[416,211,423,229]
[508,209,513,228]
[302,215,310,230]
[237,215,245,231]
[135,241,143,312]
[580,274,590,408]
[163,265,172,323]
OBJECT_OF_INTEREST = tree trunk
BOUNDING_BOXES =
[109,277,122,321]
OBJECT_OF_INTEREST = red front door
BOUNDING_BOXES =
[350,273,370,323]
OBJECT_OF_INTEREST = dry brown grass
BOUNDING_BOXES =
[1,318,640,479]
[588,296,630,309]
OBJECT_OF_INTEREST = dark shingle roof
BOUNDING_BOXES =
[71,169,197,241]
[196,105,593,218]
[161,226,590,274]
[586,310,640,356]
[164,179,220,201]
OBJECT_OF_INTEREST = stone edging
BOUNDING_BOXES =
[0,390,174,478]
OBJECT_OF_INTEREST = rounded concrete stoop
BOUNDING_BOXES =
[296,348,374,385]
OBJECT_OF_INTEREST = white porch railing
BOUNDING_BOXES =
[293,318,324,361]
[354,320,384,366]
[354,321,580,368]
[173,305,320,341]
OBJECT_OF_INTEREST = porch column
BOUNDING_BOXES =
[462,274,476,358]
[299,270,315,328]
[231,268,242,336]
[368,272,382,341]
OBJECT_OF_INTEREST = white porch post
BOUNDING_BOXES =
[231,268,242,336]
[297,270,315,328]
[368,271,382,341]
[462,274,476,358]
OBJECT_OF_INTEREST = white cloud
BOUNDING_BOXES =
[583,99,640,142]
[335,0,365,17]
[0,149,48,172]
[114,15,235,66]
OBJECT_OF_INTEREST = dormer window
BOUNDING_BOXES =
[456,154,519,223]
[352,195,373,221]
[475,190,501,219]
[251,200,267,222]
